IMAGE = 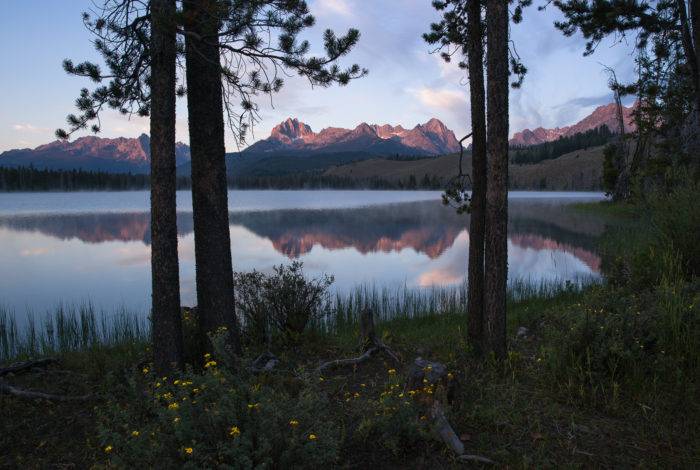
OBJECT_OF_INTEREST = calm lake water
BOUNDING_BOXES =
[0,190,606,317]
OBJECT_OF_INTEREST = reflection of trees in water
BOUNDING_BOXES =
[0,199,603,271]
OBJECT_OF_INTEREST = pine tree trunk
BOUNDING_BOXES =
[678,0,700,121]
[692,0,700,127]
[466,0,487,355]
[484,0,509,359]
[184,0,241,354]
[150,0,183,373]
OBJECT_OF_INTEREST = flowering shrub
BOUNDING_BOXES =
[97,358,341,468]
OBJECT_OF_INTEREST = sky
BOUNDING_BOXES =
[0,0,638,153]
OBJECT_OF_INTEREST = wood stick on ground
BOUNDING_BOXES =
[0,358,58,377]
[0,379,93,401]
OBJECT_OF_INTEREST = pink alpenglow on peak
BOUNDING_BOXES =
[245,118,461,156]
[509,102,637,147]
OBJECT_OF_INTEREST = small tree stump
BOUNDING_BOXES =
[359,307,377,351]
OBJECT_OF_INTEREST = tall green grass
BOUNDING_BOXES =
[324,276,595,332]
[0,303,148,363]
[1,276,597,363]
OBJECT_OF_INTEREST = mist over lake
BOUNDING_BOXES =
[0,190,604,319]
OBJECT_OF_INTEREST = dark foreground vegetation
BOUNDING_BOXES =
[1,184,699,468]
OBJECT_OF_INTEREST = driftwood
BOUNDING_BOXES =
[431,400,465,455]
[0,358,58,377]
[317,308,400,372]
[0,379,92,401]
[430,400,495,465]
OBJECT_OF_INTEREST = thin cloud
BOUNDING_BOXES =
[12,123,47,133]
[313,0,352,17]
[409,87,464,112]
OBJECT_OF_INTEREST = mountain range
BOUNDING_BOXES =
[0,134,190,174]
[509,102,636,147]
[0,102,635,174]
[244,117,461,156]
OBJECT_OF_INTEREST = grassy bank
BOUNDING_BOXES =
[1,185,699,468]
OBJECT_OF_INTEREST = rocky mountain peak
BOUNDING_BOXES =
[510,102,637,147]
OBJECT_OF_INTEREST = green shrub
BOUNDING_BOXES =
[234,262,333,342]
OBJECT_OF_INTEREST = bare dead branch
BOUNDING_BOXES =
[0,358,58,377]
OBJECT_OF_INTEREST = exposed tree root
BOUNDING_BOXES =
[317,308,401,372]
[317,346,380,372]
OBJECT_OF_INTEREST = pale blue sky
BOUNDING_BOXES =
[0,0,637,152]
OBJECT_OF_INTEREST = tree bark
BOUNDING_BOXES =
[150,0,184,373]
[484,0,509,359]
[466,0,487,355]
[678,0,700,118]
[184,0,241,354]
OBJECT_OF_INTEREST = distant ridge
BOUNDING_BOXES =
[0,134,190,173]
[509,102,637,147]
[0,102,637,175]
[245,117,461,156]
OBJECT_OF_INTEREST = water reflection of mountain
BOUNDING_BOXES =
[0,200,602,271]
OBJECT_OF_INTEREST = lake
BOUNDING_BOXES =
[0,190,606,319]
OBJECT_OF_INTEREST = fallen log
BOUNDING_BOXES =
[0,379,93,401]
[0,358,58,377]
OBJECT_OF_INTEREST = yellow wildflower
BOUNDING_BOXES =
[353,392,360,398]
[131,431,139,437]
[204,353,211,359]
[155,382,162,388]
[174,379,180,385]
[387,368,397,375]
[447,372,454,380]
[142,367,149,374]
[308,434,317,441]
[229,426,241,438]
[104,445,113,453]
[168,402,179,410]
[204,360,217,369]
[184,447,193,455]
[289,419,300,427]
